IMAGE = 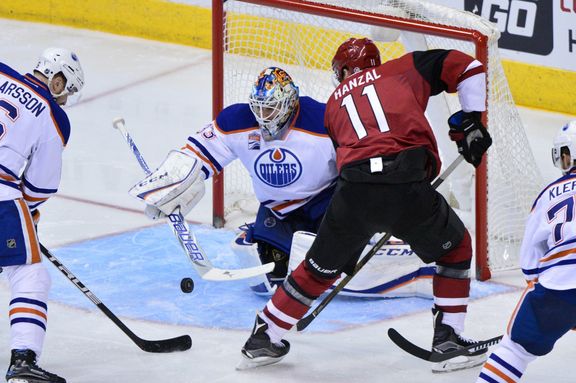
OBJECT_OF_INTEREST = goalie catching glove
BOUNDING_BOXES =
[129,150,205,220]
[448,111,492,168]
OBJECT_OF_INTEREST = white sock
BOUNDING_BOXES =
[442,312,466,334]
[260,313,289,345]
[476,336,535,382]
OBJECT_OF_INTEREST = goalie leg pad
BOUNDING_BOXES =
[129,150,205,217]
[231,229,276,295]
[290,231,434,298]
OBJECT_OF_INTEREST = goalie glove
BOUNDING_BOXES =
[129,150,205,220]
[448,111,492,168]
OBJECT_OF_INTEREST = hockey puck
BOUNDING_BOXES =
[180,277,194,293]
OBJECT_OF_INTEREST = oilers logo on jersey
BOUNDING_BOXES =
[254,148,302,187]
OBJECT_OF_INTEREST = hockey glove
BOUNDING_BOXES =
[448,111,492,168]
[129,150,206,220]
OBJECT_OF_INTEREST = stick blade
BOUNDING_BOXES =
[387,328,433,361]
[296,313,315,331]
[136,334,192,353]
[200,262,275,281]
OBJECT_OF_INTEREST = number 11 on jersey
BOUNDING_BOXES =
[340,84,390,139]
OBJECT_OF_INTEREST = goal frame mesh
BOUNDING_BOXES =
[211,0,539,281]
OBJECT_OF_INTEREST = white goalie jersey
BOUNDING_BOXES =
[182,97,337,218]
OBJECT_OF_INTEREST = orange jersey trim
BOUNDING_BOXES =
[0,173,18,182]
[16,199,41,263]
[506,281,535,334]
[484,363,517,383]
[271,198,306,211]
[289,126,329,138]
[184,144,219,175]
[213,120,259,135]
[9,307,47,320]
[22,192,49,202]
[540,247,576,263]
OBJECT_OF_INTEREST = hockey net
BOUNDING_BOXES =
[211,0,543,280]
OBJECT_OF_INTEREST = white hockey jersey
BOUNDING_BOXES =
[521,171,576,290]
[0,62,70,210]
[183,97,337,217]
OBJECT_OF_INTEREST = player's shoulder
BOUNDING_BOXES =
[0,62,23,80]
[532,173,576,210]
[0,62,48,96]
[0,63,71,145]
[49,102,71,146]
[215,103,258,133]
[294,96,327,136]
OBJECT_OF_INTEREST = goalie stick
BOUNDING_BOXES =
[387,328,502,362]
[41,243,192,353]
[296,155,465,331]
[112,117,274,281]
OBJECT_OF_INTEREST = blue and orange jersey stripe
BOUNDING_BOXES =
[183,144,220,175]
[16,199,41,264]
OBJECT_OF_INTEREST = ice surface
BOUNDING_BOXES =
[0,17,574,383]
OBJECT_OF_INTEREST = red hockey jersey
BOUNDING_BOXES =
[324,49,486,175]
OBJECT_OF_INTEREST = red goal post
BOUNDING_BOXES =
[211,0,543,280]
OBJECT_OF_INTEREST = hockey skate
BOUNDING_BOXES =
[237,314,290,370]
[431,309,487,373]
[6,349,66,383]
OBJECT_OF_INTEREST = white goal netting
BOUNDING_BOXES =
[214,0,543,277]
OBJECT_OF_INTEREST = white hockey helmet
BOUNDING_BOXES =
[248,67,299,141]
[552,120,576,174]
[35,48,85,98]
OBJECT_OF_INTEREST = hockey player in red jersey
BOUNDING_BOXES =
[239,38,492,372]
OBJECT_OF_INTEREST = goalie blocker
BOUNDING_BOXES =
[232,230,434,299]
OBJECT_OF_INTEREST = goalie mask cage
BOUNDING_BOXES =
[211,0,543,280]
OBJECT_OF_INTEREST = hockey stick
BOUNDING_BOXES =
[40,243,192,353]
[387,328,502,362]
[296,155,465,331]
[112,117,274,281]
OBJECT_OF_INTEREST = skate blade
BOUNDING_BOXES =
[236,353,286,370]
[432,353,487,373]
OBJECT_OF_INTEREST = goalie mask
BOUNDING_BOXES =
[249,67,299,141]
[552,121,576,174]
[35,47,85,99]
[332,37,381,83]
